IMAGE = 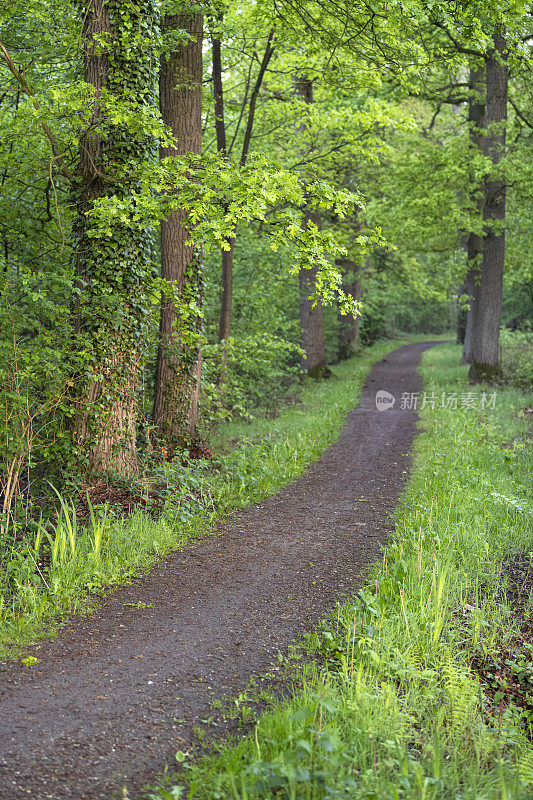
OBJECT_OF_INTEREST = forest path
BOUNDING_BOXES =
[0,341,440,800]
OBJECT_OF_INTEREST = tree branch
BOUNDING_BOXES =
[0,40,74,182]
[509,96,533,129]
[240,29,275,166]
[431,19,483,58]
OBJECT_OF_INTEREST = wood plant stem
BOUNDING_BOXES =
[470,31,508,382]
[294,75,328,378]
[212,28,275,347]
[462,66,485,365]
[153,8,204,446]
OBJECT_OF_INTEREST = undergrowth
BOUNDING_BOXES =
[0,336,424,657]
[145,343,532,800]
[499,329,533,391]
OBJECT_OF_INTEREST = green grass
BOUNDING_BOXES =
[145,343,532,800]
[0,336,424,657]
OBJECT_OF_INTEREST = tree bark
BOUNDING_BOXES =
[461,66,485,365]
[72,0,157,477]
[295,75,328,378]
[337,260,363,360]
[470,32,507,382]
[152,9,204,447]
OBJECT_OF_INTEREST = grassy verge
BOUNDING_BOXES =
[0,336,424,657]
[147,343,532,800]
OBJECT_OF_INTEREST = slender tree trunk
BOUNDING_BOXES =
[470,32,507,382]
[295,75,328,378]
[218,242,234,342]
[457,280,467,345]
[212,30,274,346]
[338,260,362,360]
[461,66,485,365]
[152,9,203,447]
[211,32,234,346]
[72,0,157,477]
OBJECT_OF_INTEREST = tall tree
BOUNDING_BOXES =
[461,66,485,365]
[152,5,204,447]
[294,75,328,378]
[71,0,158,475]
[337,257,365,360]
[470,30,508,381]
[210,22,275,344]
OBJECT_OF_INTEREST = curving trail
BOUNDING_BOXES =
[0,341,440,800]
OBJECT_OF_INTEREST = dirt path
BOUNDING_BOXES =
[0,341,439,800]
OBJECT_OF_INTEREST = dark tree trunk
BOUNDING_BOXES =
[212,30,274,346]
[211,33,234,346]
[152,9,203,447]
[295,75,328,378]
[72,0,157,477]
[461,67,485,364]
[470,32,507,382]
[337,261,362,360]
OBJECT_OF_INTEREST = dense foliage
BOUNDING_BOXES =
[0,1,531,553]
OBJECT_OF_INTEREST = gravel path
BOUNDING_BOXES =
[0,341,439,799]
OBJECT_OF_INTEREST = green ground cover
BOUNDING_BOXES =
[147,343,532,800]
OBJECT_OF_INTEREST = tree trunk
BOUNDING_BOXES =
[211,33,234,348]
[299,228,328,377]
[72,0,157,477]
[470,32,507,382]
[300,271,327,377]
[461,239,482,364]
[338,261,362,360]
[218,240,234,342]
[213,31,274,347]
[457,280,467,345]
[152,9,203,447]
[295,75,328,378]
[461,67,485,365]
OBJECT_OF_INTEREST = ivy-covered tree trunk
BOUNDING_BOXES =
[461,67,485,365]
[72,0,157,476]
[152,8,203,447]
[337,259,363,360]
[470,32,507,382]
[295,75,328,378]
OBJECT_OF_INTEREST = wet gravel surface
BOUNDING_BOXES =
[0,341,439,799]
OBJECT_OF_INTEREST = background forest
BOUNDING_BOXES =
[0,0,532,561]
